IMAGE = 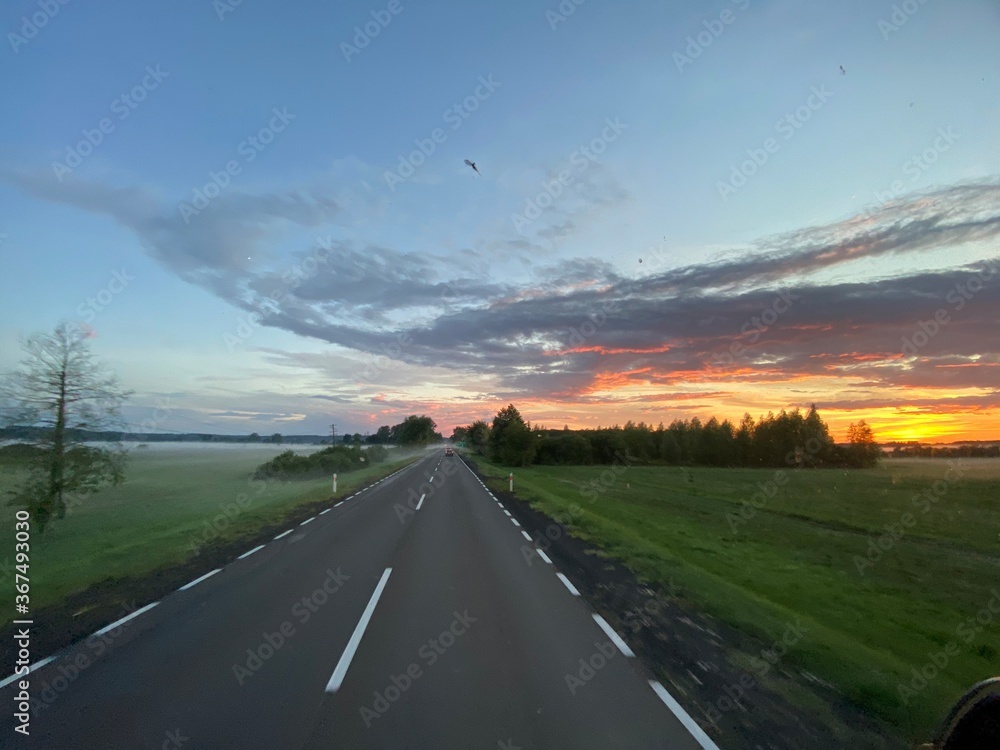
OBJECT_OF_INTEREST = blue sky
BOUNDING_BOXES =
[2,0,999,440]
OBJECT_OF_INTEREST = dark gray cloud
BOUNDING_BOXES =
[5,167,999,412]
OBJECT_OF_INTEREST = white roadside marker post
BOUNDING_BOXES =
[509,473,514,493]
[332,473,337,494]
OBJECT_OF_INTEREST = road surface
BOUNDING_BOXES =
[1,451,716,749]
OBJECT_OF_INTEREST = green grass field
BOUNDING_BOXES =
[470,455,1000,744]
[0,443,423,623]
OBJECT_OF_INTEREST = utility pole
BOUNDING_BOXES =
[330,423,336,445]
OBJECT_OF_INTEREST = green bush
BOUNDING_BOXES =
[253,445,390,480]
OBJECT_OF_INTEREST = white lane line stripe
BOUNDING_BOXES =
[300,517,315,526]
[649,681,722,750]
[94,601,161,636]
[593,614,635,657]
[416,495,425,510]
[326,568,393,693]
[335,501,344,507]
[536,549,552,564]
[178,569,222,592]
[320,508,332,515]
[521,530,532,541]
[511,518,521,527]
[237,544,265,560]
[0,656,57,689]
[556,573,580,596]
[274,529,293,540]
[503,510,511,517]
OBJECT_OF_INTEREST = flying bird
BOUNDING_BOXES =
[839,65,846,75]
[464,159,480,175]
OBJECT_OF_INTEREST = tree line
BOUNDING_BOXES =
[364,415,442,445]
[885,443,999,459]
[453,404,880,469]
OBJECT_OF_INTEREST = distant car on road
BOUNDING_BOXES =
[444,447,454,456]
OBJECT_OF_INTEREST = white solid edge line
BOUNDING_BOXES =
[592,614,635,657]
[237,544,265,560]
[319,507,332,515]
[556,573,581,596]
[300,517,315,526]
[521,530,532,541]
[0,655,57,690]
[326,568,393,693]
[536,548,552,564]
[274,529,293,540]
[94,601,161,636]
[649,680,722,750]
[178,569,222,592]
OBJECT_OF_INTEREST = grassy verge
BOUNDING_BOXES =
[466,453,1000,744]
[0,445,424,624]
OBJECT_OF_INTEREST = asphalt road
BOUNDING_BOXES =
[1,450,715,749]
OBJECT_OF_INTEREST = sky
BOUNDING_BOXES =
[1,0,998,442]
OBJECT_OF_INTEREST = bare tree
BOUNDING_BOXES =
[1,322,132,531]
